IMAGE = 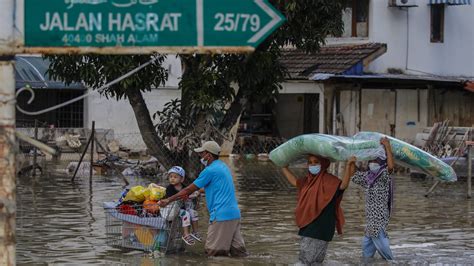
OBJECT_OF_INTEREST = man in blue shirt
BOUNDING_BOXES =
[158,141,247,257]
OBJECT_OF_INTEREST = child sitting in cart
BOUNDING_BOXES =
[166,166,202,245]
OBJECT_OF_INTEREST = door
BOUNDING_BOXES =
[303,93,320,134]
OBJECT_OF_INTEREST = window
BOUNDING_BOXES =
[431,4,444,43]
[340,0,369,38]
[16,89,85,128]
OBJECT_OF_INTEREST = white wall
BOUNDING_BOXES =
[280,81,325,133]
[86,89,181,134]
[159,55,182,88]
[368,0,474,77]
[280,81,324,94]
[85,55,182,150]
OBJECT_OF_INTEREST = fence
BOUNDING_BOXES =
[14,122,295,190]
[14,118,474,197]
[87,132,292,188]
[16,119,50,177]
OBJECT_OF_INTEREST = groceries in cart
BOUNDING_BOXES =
[165,166,202,246]
[103,165,201,253]
[103,199,184,253]
[117,184,167,217]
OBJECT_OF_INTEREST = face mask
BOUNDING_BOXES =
[369,163,380,172]
[200,158,208,167]
[308,165,321,175]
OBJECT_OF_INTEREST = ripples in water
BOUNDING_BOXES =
[16,160,474,265]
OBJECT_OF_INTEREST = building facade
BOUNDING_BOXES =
[277,0,473,143]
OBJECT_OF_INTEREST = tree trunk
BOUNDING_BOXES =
[179,55,200,118]
[182,149,202,181]
[0,129,15,266]
[125,88,174,169]
[220,89,245,133]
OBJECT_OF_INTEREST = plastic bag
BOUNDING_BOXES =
[269,133,382,166]
[354,132,456,182]
[123,185,146,202]
[143,184,166,201]
[143,199,160,215]
[269,132,456,182]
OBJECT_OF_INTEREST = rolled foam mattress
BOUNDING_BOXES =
[269,131,456,182]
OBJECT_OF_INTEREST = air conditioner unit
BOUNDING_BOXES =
[389,0,418,7]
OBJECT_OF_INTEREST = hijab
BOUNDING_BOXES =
[295,156,345,234]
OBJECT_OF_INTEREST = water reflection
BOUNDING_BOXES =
[16,159,474,265]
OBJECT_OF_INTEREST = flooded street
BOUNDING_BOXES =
[16,159,474,265]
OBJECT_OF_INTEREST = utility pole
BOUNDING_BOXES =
[0,58,16,266]
[0,0,16,265]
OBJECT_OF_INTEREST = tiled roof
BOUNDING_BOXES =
[280,43,387,80]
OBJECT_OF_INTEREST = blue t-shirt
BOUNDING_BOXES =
[193,160,241,222]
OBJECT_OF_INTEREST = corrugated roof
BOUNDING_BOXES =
[311,73,468,82]
[280,43,387,80]
[15,56,85,90]
[310,73,470,90]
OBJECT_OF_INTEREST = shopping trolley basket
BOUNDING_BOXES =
[103,201,185,254]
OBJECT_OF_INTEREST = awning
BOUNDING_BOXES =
[310,73,470,90]
[15,56,85,90]
[429,0,471,5]
[465,81,474,92]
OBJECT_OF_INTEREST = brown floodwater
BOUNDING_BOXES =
[16,158,474,265]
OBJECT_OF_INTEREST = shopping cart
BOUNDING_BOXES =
[104,201,185,254]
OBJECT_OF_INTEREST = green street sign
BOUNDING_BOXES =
[24,0,285,52]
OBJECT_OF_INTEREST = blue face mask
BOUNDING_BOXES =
[308,164,321,175]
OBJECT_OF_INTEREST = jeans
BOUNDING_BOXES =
[362,229,394,260]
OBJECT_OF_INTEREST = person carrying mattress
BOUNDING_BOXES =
[348,137,395,261]
[282,154,356,264]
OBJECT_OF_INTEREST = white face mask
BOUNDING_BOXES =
[368,162,381,172]
[200,158,208,167]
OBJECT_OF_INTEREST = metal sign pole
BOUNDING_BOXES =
[0,58,16,266]
[467,140,473,199]
[0,0,16,264]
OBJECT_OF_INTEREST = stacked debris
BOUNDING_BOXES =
[417,120,471,159]
[413,120,473,179]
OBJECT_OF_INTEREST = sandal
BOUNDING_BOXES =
[191,232,202,242]
[182,234,195,246]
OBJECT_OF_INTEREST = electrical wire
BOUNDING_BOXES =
[16,56,158,116]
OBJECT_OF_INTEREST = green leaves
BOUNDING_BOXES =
[269,0,346,52]
[45,0,347,152]
[153,98,223,153]
[176,0,347,134]
[45,54,168,100]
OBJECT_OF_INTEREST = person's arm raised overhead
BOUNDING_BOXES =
[340,156,357,190]
[381,137,394,174]
[282,166,297,187]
